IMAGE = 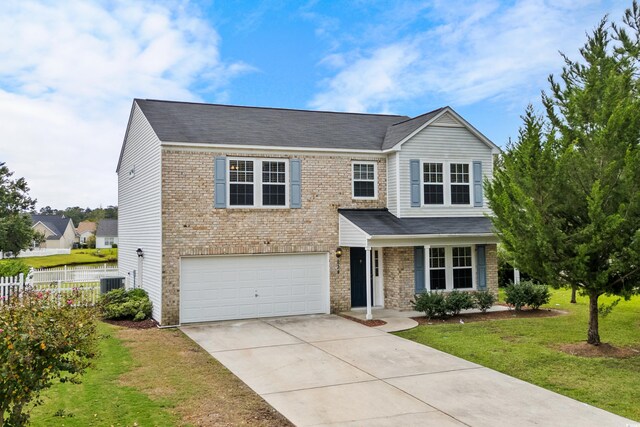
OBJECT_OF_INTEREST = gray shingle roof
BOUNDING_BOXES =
[31,215,74,238]
[339,209,493,236]
[96,219,118,237]
[135,99,410,151]
[381,108,445,150]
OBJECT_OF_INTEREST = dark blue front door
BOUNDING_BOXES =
[350,247,373,307]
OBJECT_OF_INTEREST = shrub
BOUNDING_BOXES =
[0,288,98,426]
[473,290,496,313]
[505,281,551,310]
[100,288,152,321]
[0,259,30,277]
[445,290,475,316]
[111,243,118,249]
[412,291,446,319]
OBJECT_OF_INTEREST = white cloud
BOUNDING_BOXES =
[310,0,625,113]
[0,0,252,209]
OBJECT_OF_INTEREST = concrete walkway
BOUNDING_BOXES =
[182,315,635,427]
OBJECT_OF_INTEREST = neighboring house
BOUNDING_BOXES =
[76,220,96,245]
[96,219,118,248]
[117,99,500,326]
[31,214,76,249]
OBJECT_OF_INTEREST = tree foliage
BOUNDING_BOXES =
[0,289,98,426]
[486,3,640,345]
[0,163,36,255]
[37,205,117,225]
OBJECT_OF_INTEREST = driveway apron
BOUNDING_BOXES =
[181,315,635,427]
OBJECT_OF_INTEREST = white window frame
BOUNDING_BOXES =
[227,157,289,208]
[422,162,445,205]
[420,160,473,207]
[426,245,476,291]
[352,161,378,200]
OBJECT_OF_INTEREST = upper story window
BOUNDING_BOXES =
[450,163,470,205]
[423,163,444,205]
[352,162,377,199]
[229,158,288,207]
[420,161,472,206]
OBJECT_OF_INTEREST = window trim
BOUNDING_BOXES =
[352,161,378,200]
[426,245,476,291]
[227,157,290,209]
[420,160,473,207]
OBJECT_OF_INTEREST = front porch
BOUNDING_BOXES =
[338,209,499,319]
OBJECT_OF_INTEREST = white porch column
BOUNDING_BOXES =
[365,247,372,320]
[514,268,521,284]
[424,245,430,292]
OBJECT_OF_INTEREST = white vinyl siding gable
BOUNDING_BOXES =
[118,103,163,322]
[338,215,368,247]
[396,125,493,217]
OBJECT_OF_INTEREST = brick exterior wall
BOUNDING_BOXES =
[159,148,500,325]
[383,247,415,310]
[161,148,386,325]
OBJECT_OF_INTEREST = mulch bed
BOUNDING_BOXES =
[339,314,387,327]
[412,308,567,325]
[557,342,640,359]
[102,318,159,329]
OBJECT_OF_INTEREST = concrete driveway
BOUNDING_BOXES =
[181,315,635,427]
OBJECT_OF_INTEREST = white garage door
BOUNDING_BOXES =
[180,253,329,323]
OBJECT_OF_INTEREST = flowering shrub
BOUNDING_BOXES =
[99,288,152,321]
[0,287,98,426]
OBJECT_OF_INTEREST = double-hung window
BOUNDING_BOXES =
[352,162,377,199]
[229,158,288,207]
[423,163,444,204]
[229,160,255,206]
[452,247,473,289]
[262,161,286,206]
[450,163,470,205]
[429,248,446,290]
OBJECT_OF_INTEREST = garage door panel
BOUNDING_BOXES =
[181,253,328,323]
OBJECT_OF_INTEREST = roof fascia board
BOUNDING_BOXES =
[32,221,57,236]
[161,141,386,155]
[371,232,496,239]
[116,100,139,173]
[382,107,501,154]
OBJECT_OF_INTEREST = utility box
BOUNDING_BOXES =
[100,276,125,294]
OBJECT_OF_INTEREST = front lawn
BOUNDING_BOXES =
[2,249,117,269]
[30,322,290,426]
[397,289,640,421]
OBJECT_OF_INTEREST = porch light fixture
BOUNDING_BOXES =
[136,248,144,258]
[335,247,343,258]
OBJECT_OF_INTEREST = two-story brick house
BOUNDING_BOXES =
[117,99,500,326]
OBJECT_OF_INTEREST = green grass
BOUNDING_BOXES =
[397,289,640,421]
[2,249,117,269]
[29,322,178,426]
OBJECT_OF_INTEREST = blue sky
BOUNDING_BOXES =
[0,0,625,208]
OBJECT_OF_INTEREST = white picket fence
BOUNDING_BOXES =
[31,264,118,283]
[1,265,120,305]
[17,248,71,258]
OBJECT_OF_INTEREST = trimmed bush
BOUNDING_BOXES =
[474,290,496,313]
[100,288,152,321]
[505,281,551,310]
[412,291,446,319]
[445,290,475,315]
[0,259,30,277]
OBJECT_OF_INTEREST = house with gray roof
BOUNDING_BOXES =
[96,219,118,248]
[31,214,76,249]
[117,99,500,326]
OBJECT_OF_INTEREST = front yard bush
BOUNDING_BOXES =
[412,291,447,319]
[0,288,98,426]
[445,290,475,315]
[505,281,551,310]
[0,259,30,277]
[473,290,496,313]
[100,288,152,321]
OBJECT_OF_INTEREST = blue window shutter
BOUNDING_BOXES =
[410,159,421,207]
[290,159,301,208]
[414,246,425,293]
[473,161,483,207]
[476,245,487,290]
[214,156,227,208]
